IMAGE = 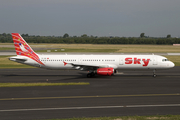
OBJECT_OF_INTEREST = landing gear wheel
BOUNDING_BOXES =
[153,69,156,78]
[87,73,92,78]
[153,74,156,78]
[87,72,95,78]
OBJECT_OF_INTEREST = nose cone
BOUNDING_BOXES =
[169,62,175,68]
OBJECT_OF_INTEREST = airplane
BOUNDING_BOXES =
[9,33,175,78]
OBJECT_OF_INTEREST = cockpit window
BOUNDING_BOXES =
[162,59,169,61]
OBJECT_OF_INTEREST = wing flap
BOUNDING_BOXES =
[69,63,118,71]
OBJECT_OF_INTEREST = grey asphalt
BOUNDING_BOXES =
[0,67,180,120]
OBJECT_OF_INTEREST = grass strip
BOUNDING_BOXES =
[0,47,14,51]
[0,82,89,87]
[44,115,180,120]
[1,44,180,53]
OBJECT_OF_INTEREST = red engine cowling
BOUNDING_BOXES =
[96,67,114,76]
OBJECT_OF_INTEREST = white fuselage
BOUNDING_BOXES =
[13,54,174,70]
[10,33,175,77]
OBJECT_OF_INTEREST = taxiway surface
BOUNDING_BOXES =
[0,67,180,120]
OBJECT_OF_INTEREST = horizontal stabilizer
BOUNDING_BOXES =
[9,56,27,62]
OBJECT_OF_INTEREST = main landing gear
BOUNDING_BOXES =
[87,72,95,78]
[153,69,156,78]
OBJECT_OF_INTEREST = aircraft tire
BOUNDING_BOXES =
[87,73,92,78]
[153,74,156,78]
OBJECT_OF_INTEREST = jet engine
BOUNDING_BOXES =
[96,67,115,76]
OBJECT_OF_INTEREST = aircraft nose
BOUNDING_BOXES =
[169,62,175,68]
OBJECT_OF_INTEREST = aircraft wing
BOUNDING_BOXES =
[67,63,99,71]
[68,63,117,71]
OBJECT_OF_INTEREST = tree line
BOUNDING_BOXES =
[0,33,180,45]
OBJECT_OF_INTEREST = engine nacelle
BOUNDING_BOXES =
[96,67,114,76]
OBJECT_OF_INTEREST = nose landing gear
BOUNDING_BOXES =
[153,69,156,78]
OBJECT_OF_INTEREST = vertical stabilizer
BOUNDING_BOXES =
[11,33,44,65]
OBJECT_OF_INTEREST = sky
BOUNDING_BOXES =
[0,0,180,37]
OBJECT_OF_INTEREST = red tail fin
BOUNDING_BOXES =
[11,33,44,65]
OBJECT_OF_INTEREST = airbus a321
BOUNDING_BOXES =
[9,33,175,78]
